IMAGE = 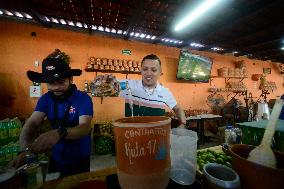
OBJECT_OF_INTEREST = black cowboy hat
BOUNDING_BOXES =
[27,56,82,83]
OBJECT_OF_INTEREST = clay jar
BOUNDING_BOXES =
[230,144,284,189]
[113,116,171,189]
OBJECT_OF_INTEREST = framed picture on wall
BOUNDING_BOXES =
[263,67,271,74]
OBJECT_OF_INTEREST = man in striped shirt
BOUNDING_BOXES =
[98,54,186,128]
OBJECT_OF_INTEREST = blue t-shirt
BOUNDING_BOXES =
[35,85,93,165]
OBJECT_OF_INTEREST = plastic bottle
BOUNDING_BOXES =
[233,127,242,144]
[0,122,4,145]
[225,125,234,145]
[0,147,5,166]
[125,81,134,117]
[118,80,134,117]
[8,120,17,142]
[2,121,9,145]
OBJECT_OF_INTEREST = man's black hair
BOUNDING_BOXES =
[141,54,161,66]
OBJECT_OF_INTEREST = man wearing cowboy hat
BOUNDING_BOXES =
[14,49,93,177]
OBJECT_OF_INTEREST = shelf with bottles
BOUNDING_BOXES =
[85,68,141,75]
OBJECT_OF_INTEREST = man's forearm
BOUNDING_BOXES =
[20,122,37,150]
[65,123,92,139]
[173,104,186,126]
[176,109,186,125]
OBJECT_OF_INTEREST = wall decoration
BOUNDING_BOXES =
[30,86,41,97]
[263,67,271,74]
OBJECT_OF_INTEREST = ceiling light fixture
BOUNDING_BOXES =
[98,26,104,31]
[59,19,66,25]
[174,0,223,31]
[130,32,134,36]
[24,13,32,19]
[134,33,140,37]
[123,31,127,35]
[111,28,116,33]
[76,22,83,27]
[190,42,205,47]
[84,23,88,28]
[0,10,3,15]
[140,33,146,38]
[51,18,59,23]
[151,36,156,40]
[4,10,13,16]
[281,47,284,50]
[178,41,183,44]
[68,21,74,26]
[45,17,50,22]
[105,27,110,32]
[15,12,23,18]
[117,30,122,34]
[146,35,151,39]
[211,47,223,51]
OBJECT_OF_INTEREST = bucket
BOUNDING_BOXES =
[170,129,198,185]
[202,163,240,189]
[112,116,171,189]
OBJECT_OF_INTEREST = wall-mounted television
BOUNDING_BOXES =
[176,50,213,83]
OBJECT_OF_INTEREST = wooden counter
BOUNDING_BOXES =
[40,167,116,189]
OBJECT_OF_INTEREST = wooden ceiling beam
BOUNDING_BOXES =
[78,0,93,34]
[215,22,284,48]
[26,0,52,27]
[124,0,145,40]
[192,0,279,41]
[239,36,283,51]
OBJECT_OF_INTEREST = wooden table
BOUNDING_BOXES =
[172,114,222,144]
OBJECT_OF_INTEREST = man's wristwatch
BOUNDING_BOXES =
[57,127,68,139]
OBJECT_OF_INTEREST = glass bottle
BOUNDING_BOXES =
[24,148,43,189]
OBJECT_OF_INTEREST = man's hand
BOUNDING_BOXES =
[9,151,27,168]
[31,130,60,153]
[177,124,186,129]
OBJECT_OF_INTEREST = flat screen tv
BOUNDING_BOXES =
[176,50,213,83]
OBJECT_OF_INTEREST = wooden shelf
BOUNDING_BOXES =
[210,76,248,79]
[210,76,248,85]
[85,68,141,75]
[209,88,247,93]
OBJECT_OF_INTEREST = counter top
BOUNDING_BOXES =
[237,119,284,132]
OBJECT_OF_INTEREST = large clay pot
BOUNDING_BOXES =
[113,116,171,189]
[230,144,284,189]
